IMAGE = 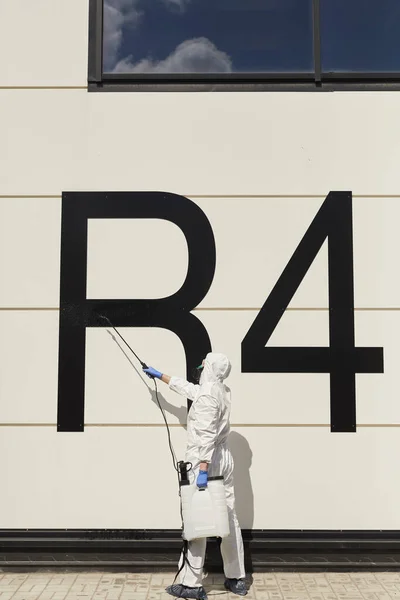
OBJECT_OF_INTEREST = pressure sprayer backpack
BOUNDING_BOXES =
[178,461,230,541]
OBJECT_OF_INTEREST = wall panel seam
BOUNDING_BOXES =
[0,423,399,428]
[0,87,87,90]
[1,307,400,312]
[2,194,400,199]
[0,196,61,199]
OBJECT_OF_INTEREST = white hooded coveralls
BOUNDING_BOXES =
[169,353,245,588]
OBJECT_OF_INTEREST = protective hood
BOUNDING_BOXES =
[200,352,231,385]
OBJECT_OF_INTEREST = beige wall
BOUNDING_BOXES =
[1,0,400,529]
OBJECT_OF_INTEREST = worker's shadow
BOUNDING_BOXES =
[148,387,187,429]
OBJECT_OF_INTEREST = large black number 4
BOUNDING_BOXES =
[242,192,384,432]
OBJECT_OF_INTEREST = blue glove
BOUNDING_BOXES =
[143,366,163,380]
[196,470,208,489]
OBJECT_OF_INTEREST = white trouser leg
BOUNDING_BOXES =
[180,538,207,588]
[220,504,246,579]
[220,463,246,579]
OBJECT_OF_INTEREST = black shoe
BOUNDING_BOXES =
[224,578,248,596]
[165,584,207,599]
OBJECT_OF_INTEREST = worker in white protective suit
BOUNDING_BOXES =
[143,353,247,600]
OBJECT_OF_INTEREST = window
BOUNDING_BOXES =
[320,0,400,74]
[103,0,314,76]
[88,0,400,90]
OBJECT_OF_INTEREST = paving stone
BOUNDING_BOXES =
[0,570,399,600]
[255,591,273,600]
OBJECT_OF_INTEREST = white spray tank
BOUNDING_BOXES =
[179,462,230,541]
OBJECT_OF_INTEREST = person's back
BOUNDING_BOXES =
[182,354,232,471]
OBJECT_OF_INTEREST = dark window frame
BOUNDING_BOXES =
[88,0,400,92]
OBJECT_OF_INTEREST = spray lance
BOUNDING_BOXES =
[98,314,149,369]
[97,314,183,476]
[98,314,200,475]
